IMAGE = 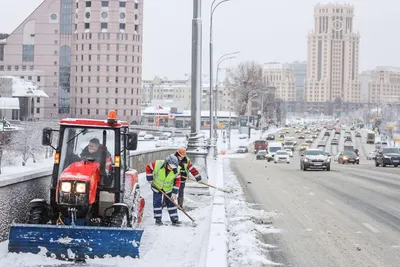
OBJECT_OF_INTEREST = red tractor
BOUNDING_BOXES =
[8,111,145,260]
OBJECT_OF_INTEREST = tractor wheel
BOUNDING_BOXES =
[109,204,130,228]
[27,199,50,224]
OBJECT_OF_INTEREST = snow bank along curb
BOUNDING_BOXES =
[205,156,228,267]
[0,167,52,187]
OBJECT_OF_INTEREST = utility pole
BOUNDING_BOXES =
[187,0,209,184]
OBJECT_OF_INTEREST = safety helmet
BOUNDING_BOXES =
[177,147,187,157]
[165,154,179,169]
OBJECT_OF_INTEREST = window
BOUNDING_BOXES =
[124,99,126,105]
[97,55,100,61]
[80,109,82,115]
[134,3,139,9]
[116,55,119,61]
[124,88,127,94]
[28,76,32,80]
[85,1,91,7]
[88,98,91,104]
[0,44,4,61]
[125,45,128,51]
[115,99,118,104]
[116,66,119,72]
[105,99,109,104]
[97,76,100,82]
[120,2,126,7]
[37,76,41,82]
[89,44,92,50]
[106,77,109,82]
[107,44,110,50]
[106,87,109,93]
[88,109,90,115]
[88,66,91,72]
[120,12,126,19]
[96,109,99,115]
[106,66,109,72]
[54,50,58,55]
[135,25,139,32]
[97,87,99,93]
[96,98,99,104]
[116,44,119,51]
[85,23,90,29]
[80,98,83,104]
[131,99,133,105]
[22,45,35,62]
[115,77,118,83]
[102,1,109,7]
[97,65,100,71]
[101,23,108,30]
[88,55,91,61]
[14,65,19,71]
[55,40,58,44]
[120,23,126,30]
[36,108,40,114]
[115,88,118,94]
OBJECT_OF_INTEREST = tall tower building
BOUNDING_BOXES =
[305,4,361,104]
[0,0,143,122]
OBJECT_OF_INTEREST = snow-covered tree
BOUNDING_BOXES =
[8,121,46,166]
[227,61,265,116]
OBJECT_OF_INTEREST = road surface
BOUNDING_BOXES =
[230,128,400,266]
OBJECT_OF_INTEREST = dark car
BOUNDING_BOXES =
[375,147,400,167]
[324,131,331,136]
[266,134,275,140]
[298,135,305,139]
[338,150,359,164]
[300,149,331,171]
[355,132,361,137]
[236,146,248,153]
[345,136,352,142]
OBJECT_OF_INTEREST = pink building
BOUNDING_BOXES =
[0,0,143,123]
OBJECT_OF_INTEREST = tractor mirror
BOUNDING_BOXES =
[126,132,138,151]
[42,128,53,146]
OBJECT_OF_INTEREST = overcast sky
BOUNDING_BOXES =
[1,0,400,79]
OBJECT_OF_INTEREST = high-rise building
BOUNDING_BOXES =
[263,62,295,102]
[305,4,361,104]
[0,0,143,122]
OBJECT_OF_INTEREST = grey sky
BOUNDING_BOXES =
[1,0,400,79]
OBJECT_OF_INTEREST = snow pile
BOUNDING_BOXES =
[223,159,282,266]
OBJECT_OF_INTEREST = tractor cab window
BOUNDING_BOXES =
[59,127,116,175]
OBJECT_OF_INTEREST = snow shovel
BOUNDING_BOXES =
[152,184,197,226]
[185,176,234,193]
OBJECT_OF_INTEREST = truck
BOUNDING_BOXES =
[283,140,295,151]
[366,131,375,144]
[254,139,267,154]
[317,140,326,150]
[266,142,283,162]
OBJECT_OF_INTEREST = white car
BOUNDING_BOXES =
[274,150,290,164]
[238,134,248,139]
[367,151,377,160]
[144,134,155,140]
[285,149,293,157]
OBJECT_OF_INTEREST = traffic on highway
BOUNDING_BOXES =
[230,120,400,267]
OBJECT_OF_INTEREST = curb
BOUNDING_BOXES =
[205,157,228,267]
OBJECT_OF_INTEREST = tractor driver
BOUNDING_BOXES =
[81,138,113,171]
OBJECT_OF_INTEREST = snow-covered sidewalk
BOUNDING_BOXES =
[0,167,215,267]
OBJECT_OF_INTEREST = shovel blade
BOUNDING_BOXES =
[8,223,144,260]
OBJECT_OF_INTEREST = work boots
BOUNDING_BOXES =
[155,218,163,226]
[171,220,182,226]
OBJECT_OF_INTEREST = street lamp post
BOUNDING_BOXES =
[214,51,239,143]
[209,0,231,157]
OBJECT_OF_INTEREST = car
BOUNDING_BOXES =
[236,146,248,153]
[345,136,352,142]
[266,134,275,140]
[295,129,301,133]
[355,132,361,137]
[375,147,400,167]
[285,149,293,157]
[298,135,305,139]
[300,149,331,171]
[256,150,267,160]
[305,138,313,144]
[367,151,377,160]
[335,130,341,134]
[324,131,331,136]
[299,143,310,151]
[279,134,285,139]
[338,151,359,164]
[311,134,318,139]
[144,134,155,140]
[305,130,311,134]
[285,129,290,134]
[331,138,339,145]
[238,134,248,139]
[274,150,290,164]
[266,143,283,162]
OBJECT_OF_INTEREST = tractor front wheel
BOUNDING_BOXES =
[27,199,50,224]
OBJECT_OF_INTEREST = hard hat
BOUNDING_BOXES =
[165,155,179,169]
[177,147,187,157]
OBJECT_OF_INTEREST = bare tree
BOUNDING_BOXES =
[227,61,265,116]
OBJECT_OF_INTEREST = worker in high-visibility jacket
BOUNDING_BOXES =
[175,147,202,208]
[146,155,181,226]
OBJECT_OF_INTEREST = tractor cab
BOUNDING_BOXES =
[9,111,145,260]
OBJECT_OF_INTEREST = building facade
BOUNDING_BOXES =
[368,67,400,104]
[0,0,143,122]
[289,61,307,102]
[263,62,296,102]
[305,4,361,105]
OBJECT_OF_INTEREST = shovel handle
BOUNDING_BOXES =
[185,176,230,193]
[152,183,196,223]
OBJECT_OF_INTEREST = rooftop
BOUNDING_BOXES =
[0,76,48,98]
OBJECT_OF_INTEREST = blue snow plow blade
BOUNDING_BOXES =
[8,224,144,260]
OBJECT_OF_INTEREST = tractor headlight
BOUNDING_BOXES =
[60,182,72,193]
[75,182,86,193]
[304,158,309,162]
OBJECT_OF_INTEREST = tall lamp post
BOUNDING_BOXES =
[209,0,231,157]
[214,51,239,142]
